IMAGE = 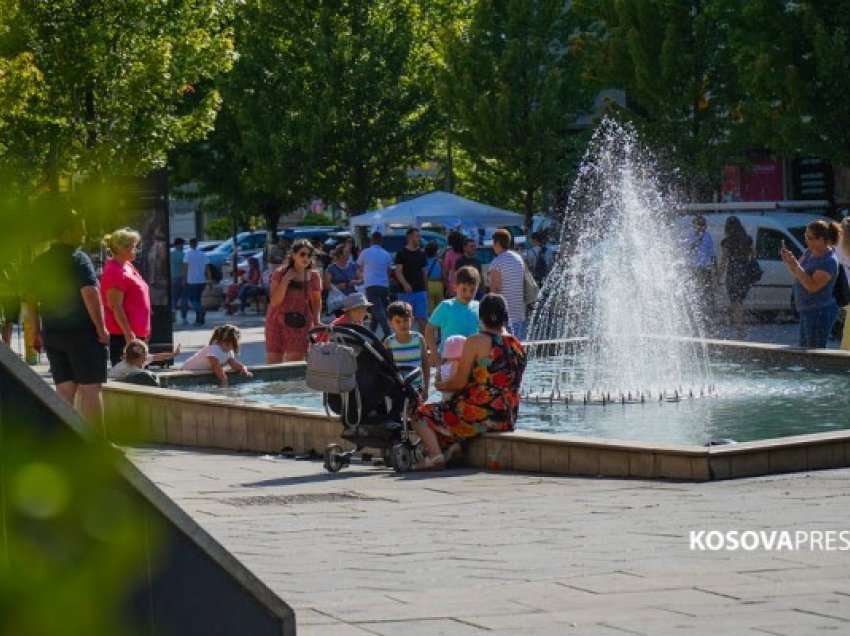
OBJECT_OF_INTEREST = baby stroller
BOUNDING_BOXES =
[307,324,423,472]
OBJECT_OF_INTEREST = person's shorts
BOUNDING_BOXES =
[397,290,428,319]
[44,329,108,385]
[0,295,20,324]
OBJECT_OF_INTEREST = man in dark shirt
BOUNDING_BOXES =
[26,210,109,435]
[394,228,429,332]
[455,238,484,299]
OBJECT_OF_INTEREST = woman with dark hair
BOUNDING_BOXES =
[414,293,527,470]
[442,230,465,298]
[265,239,323,363]
[781,220,841,348]
[718,216,754,339]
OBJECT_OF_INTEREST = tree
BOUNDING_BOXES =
[442,0,593,229]
[726,0,850,166]
[575,0,748,199]
[0,0,237,184]
[311,0,441,214]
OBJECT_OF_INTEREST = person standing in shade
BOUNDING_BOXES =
[101,228,151,367]
[781,220,841,349]
[357,231,393,338]
[836,217,850,350]
[718,216,754,340]
[0,261,20,346]
[169,237,185,319]
[487,228,527,340]
[394,228,429,333]
[455,238,483,299]
[26,210,109,434]
[182,237,209,326]
[525,231,553,285]
[685,215,717,325]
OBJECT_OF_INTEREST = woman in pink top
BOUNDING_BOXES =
[100,227,151,366]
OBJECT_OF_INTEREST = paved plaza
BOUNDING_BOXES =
[132,446,850,636]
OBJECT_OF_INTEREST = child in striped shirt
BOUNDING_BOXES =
[385,301,429,400]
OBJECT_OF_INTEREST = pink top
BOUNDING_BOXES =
[101,258,151,338]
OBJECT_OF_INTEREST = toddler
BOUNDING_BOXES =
[182,324,253,386]
[109,339,181,386]
[438,335,466,400]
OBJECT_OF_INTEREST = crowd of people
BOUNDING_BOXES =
[10,206,850,465]
[684,213,850,348]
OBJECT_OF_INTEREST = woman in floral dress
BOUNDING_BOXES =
[415,293,527,469]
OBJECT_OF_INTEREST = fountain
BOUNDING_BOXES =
[526,118,712,398]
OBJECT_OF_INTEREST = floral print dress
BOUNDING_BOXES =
[418,332,526,448]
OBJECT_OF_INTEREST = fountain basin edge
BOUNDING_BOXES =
[103,341,850,481]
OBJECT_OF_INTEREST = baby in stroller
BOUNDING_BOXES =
[307,323,425,472]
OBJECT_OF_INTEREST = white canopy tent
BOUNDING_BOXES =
[349,191,525,230]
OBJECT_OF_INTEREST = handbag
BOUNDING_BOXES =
[523,261,540,305]
[306,340,358,394]
[745,258,763,285]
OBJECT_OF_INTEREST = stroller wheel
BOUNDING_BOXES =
[391,442,414,473]
[324,444,346,473]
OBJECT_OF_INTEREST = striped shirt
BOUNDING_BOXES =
[385,331,424,385]
[489,250,526,321]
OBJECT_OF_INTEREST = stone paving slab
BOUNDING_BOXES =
[129,447,850,635]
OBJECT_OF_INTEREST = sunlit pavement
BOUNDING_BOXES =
[131,446,850,636]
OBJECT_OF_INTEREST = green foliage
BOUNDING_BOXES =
[204,215,235,240]
[574,0,748,198]
[299,213,336,227]
[1,427,159,635]
[726,0,850,165]
[0,0,237,188]
[174,0,441,228]
[442,0,593,228]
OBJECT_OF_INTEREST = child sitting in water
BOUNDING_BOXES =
[109,339,181,386]
[182,324,253,386]
[438,335,466,401]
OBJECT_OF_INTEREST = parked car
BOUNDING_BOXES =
[206,231,269,270]
[680,211,830,315]
[278,226,344,246]
[198,240,223,252]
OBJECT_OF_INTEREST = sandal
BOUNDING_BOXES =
[414,453,446,471]
[444,443,463,466]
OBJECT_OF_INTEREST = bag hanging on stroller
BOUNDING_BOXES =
[307,324,424,472]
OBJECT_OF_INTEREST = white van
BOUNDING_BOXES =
[682,210,831,314]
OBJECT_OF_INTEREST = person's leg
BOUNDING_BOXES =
[798,310,813,348]
[266,352,284,364]
[55,380,78,405]
[108,334,125,367]
[812,305,839,349]
[366,286,390,337]
[171,276,182,313]
[77,384,105,437]
[414,419,443,459]
[841,305,850,350]
[189,283,205,324]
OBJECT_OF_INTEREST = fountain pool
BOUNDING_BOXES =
[180,355,850,447]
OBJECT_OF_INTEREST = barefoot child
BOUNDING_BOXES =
[109,339,181,386]
[182,324,253,386]
[385,301,429,399]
